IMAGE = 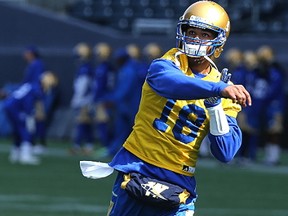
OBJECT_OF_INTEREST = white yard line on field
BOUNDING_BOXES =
[0,194,107,213]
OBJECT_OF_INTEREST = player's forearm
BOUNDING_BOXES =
[209,116,242,163]
[146,59,228,100]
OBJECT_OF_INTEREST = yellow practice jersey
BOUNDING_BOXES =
[123,48,241,176]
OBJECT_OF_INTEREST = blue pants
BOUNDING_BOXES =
[107,172,195,216]
[108,113,133,156]
[4,107,33,147]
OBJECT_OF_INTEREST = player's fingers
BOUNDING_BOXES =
[222,85,244,106]
[234,94,246,107]
[242,88,252,106]
[226,73,231,83]
[221,85,250,107]
[236,85,252,107]
[239,85,252,107]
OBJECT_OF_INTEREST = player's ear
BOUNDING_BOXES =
[214,47,223,59]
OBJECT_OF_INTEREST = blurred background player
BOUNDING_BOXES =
[22,45,58,155]
[142,42,163,69]
[22,45,45,85]
[143,43,162,60]
[92,42,115,153]
[33,70,59,155]
[232,47,285,165]
[96,47,141,158]
[231,50,260,162]
[126,43,141,61]
[126,43,148,85]
[3,71,58,165]
[256,45,285,165]
[224,48,244,77]
[70,42,95,155]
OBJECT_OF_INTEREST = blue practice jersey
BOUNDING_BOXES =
[93,61,114,101]
[101,58,143,119]
[23,58,45,85]
[71,61,94,108]
[3,82,43,116]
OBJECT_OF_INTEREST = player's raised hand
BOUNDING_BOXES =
[221,84,252,107]
[220,68,231,83]
[204,68,231,108]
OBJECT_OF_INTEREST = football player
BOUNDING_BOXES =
[3,72,57,165]
[22,45,50,155]
[99,48,142,157]
[256,45,285,165]
[83,1,252,215]
[231,51,259,162]
[70,42,95,155]
[92,42,115,153]
[22,45,45,85]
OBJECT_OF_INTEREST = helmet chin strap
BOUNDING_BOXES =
[174,51,182,67]
[176,46,218,71]
[204,55,218,71]
[184,44,219,70]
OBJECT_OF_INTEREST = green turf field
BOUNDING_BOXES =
[1,138,288,216]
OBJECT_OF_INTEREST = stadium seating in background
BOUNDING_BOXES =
[64,0,288,34]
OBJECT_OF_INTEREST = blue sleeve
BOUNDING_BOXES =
[103,63,136,102]
[208,116,242,163]
[22,89,35,115]
[23,65,33,83]
[23,84,43,115]
[93,64,110,101]
[77,62,94,77]
[146,59,228,100]
[269,68,285,100]
[230,66,246,85]
[23,59,45,84]
[114,69,135,101]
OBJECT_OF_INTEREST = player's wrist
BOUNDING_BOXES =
[217,82,229,97]
[204,97,221,108]
[207,103,229,135]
